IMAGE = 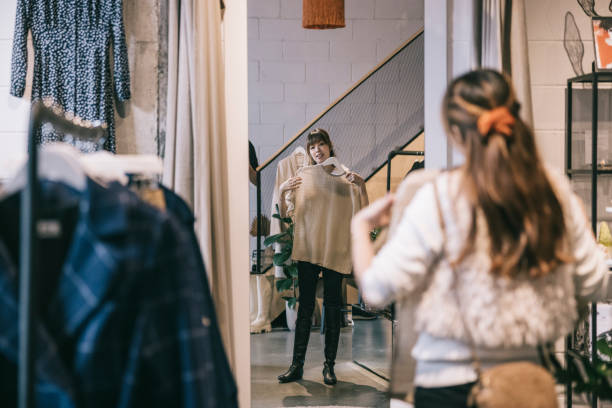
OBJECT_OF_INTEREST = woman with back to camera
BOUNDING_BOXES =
[277,128,368,385]
[351,70,609,407]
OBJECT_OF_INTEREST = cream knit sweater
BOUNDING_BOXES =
[291,165,364,275]
[362,167,609,349]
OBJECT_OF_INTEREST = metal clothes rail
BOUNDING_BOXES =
[18,101,106,408]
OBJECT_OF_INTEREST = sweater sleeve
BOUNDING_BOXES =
[566,192,610,307]
[10,0,31,98]
[360,183,444,308]
[111,0,131,101]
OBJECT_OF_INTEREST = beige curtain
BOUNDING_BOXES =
[476,0,533,125]
[163,0,236,369]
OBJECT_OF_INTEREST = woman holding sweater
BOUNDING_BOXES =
[351,69,609,407]
[277,128,368,385]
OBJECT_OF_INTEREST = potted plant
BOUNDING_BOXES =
[264,205,299,330]
[544,332,612,403]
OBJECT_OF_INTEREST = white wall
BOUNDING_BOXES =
[425,0,590,171]
[525,0,598,171]
[248,0,424,162]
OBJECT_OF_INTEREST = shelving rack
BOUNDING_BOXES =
[565,67,612,408]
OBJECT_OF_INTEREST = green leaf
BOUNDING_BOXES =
[276,278,294,292]
[597,338,612,359]
[272,213,293,224]
[273,251,290,266]
[263,232,289,246]
[286,264,298,278]
[282,296,298,308]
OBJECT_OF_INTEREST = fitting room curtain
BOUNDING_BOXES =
[475,0,533,125]
[163,0,236,369]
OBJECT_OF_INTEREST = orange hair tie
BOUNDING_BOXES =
[477,106,515,138]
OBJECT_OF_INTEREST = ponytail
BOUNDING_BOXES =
[444,70,572,278]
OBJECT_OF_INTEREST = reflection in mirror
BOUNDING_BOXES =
[248,20,424,408]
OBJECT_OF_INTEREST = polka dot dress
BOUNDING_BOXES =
[10,0,131,153]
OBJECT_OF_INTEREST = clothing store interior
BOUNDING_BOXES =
[1,0,612,407]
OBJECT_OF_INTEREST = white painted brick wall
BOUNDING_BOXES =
[285,82,330,103]
[284,41,329,61]
[249,61,260,82]
[346,0,375,19]
[525,0,594,170]
[260,19,307,40]
[248,0,424,161]
[248,0,280,18]
[280,0,302,19]
[330,40,377,61]
[375,0,423,19]
[353,20,402,41]
[306,62,351,83]
[249,82,283,102]
[249,40,283,60]
[261,61,305,82]
[248,18,260,39]
[261,102,306,124]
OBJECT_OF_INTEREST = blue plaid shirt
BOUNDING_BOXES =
[0,179,237,408]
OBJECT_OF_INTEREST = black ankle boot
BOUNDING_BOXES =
[323,306,342,385]
[278,306,312,383]
[322,361,336,385]
[278,363,304,383]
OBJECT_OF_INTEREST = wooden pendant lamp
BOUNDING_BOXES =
[302,0,345,29]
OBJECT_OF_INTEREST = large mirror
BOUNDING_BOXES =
[247,2,424,406]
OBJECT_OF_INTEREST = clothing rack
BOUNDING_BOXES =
[385,149,425,192]
[18,101,106,408]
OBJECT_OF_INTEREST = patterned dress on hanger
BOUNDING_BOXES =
[10,0,131,153]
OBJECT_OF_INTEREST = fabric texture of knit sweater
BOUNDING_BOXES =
[291,164,364,275]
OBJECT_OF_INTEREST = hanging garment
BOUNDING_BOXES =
[0,179,237,408]
[270,148,308,236]
[10,0,131,153]
[291,165,365,275]
[270,147,308,278]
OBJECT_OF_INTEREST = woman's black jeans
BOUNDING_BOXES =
[297,261,343,312]
[290,261,343,367]
[414,383,476,408]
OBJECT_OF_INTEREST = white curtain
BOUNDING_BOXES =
[476,0,533,125]
[163,0,236,369]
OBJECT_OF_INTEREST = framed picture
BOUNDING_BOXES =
[592,17,612,70]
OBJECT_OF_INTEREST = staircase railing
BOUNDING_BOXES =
[253,28,424,274]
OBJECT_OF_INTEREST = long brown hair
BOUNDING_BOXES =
[443,70,572,278]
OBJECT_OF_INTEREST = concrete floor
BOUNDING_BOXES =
[251,318,612,408]
[251,319,392,408]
